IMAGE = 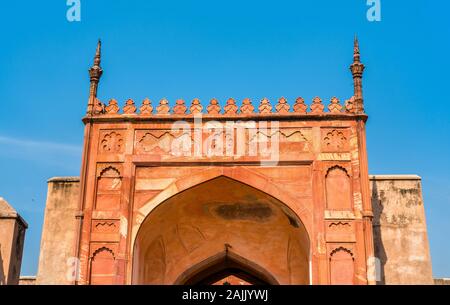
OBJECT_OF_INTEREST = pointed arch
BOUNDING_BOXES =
[174,250,279,285]
[90,247,116,285]
[329,246,355,285]
[131,173,311,285]
[325,165,352,210]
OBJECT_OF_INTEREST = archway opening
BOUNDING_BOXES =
[133,176,310,284]
[177,251,278,285]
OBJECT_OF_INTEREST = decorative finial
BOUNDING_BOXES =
[353,35,360,63]
[350,36,365,113]
[89,39,103,83]
[87,39,104,116]
[94,39,101,67]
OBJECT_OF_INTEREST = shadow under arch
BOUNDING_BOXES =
[174,249,280,285]
[132,174,311,285]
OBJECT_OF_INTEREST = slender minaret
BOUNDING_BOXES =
[350,36,365,113]
[350,36,375,284]
[87,39,103,115]
[75,41,103,284]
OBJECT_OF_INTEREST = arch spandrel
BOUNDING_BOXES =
[131,166,313,247]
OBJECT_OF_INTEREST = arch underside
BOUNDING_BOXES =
[132,176,310,285]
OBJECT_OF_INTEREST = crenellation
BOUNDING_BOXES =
[85,95,363,117]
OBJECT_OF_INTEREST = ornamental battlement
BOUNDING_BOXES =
[85,38,366,120]
[88,95,360,118]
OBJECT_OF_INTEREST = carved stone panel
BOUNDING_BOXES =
[135,129,191,155]
[99,130,125,154]
[325,221,356,242]
[91,219,121,242]
[321,128,350,152]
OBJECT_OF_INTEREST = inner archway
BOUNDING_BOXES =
[176,250,279,285]
[132,176,310,284]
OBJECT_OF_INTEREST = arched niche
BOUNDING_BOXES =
[90,247,116,285]
[325,166,352,210]
[329,247,355,285]
[132,176,310,285]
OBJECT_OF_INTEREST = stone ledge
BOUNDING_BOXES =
[19,276,36,285]
[434,278,450,285]
[47,176,80,183]
[369,175,421,181]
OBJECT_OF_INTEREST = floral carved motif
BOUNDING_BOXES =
[323,129,347,151]
[100,131,124,153]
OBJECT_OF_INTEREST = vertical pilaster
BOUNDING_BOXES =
[357,119,376,284]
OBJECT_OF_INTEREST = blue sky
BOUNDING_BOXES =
[0,1,449,277]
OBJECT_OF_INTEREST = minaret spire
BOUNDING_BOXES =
[350,35,365,113]
[87,39,103,115]
[353,35,360,62]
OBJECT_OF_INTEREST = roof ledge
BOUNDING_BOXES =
[369,175,421,181]
[47,176,80,183]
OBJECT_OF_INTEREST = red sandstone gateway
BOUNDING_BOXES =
[31,39,432,285]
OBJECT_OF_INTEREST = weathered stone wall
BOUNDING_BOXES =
[36,177,80,284]
[370,175,433,284]
[0,197,27,285]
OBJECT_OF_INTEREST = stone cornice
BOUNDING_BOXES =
[83,112,368,124]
